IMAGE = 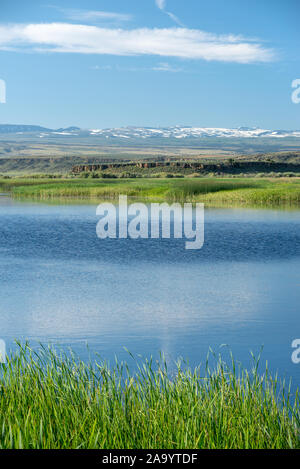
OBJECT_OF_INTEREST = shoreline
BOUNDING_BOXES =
[1,176,300,209]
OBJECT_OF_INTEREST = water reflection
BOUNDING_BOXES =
[0,198,299,386]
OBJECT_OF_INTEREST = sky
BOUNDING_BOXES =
[0,0,299,129]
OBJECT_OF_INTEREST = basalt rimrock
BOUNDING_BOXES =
[71,160,300,175]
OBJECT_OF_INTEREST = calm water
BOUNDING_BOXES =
[0,196,300,387]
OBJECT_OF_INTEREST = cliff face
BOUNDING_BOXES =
[72,161,300,175]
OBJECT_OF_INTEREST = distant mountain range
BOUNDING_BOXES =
[0,124,81,134]
[89,126,300,139]
[0,124,300,139]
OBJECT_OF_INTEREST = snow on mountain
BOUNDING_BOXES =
[88,126,300,139]
[1,124,299,139]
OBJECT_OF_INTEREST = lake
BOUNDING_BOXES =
[0,196,299,387]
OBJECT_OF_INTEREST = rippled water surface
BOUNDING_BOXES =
[0,196,299,386]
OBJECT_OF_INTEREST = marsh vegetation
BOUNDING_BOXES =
[0,344,298,449]
[1,176,300,207]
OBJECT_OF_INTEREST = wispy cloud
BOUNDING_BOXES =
[165,12,184,27]
[0,23,275,63]
[91,62,184,73]
[156,0,167,10]
[90,65,113,71]
[62,9,132,23]
[155,0,184,26]
[152,62,183,72]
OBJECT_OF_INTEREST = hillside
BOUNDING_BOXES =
[0,124,299,174]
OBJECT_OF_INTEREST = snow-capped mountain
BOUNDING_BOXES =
[1,124,300,139]
[89,126,300,139]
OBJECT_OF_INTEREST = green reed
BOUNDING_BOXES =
[0,343,298,449]
[1,177,300,207]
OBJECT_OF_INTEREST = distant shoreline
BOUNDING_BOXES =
[1,176,300,208]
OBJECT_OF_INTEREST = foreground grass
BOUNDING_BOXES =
[1,176,300,207]
[0,344,299,449]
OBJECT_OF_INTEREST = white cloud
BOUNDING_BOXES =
[156,0,166,10]
[152,62,183,72]
[155,0,184,26]
[62,9,132,23]
[90,65,112,70]
[90,63,183,73]
[165,11,184,27]
[0,23,275,63]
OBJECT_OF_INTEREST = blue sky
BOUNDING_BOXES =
[0,0,299,129]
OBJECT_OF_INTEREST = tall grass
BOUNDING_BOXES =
[165,180,259,202]
[0,344,298,449]
[1,177,300,206]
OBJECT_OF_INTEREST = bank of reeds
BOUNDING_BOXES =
[1,177,300,206]
[0,344,298,449]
